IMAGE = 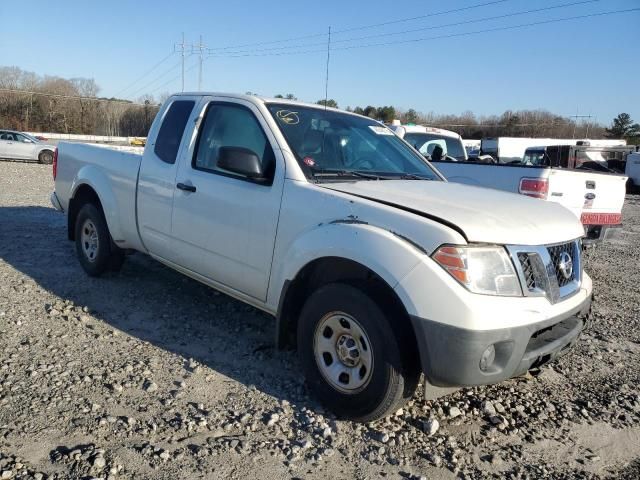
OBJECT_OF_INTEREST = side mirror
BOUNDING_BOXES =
[217,146,265,180]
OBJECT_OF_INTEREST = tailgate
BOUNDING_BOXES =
[547,169,627,225]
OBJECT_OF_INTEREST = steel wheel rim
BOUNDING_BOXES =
[313,311,374,394]
[42,152,52,163]
[80,219,99,262]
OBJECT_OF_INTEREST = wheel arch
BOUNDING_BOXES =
[37,147,55,163]
[275,256,420,371]
[67,179,122,245]
[67,183,103,240]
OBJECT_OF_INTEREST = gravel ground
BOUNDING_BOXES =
[1,162,639,480]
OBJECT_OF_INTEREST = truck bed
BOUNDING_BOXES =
[55,142,143,250]
[431,159,627,228]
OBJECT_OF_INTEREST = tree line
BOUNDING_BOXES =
[0,68,636,144]
[275,93,638,143]
[0,66,159,136]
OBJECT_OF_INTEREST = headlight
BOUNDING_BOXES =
[432,245,522,297]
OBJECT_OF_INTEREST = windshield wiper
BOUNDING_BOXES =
[398,173,433,180]
[312,169,383,180]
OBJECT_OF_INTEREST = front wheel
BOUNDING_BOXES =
[297,283,418,422]
[74,203,124,276]
[38,150,54,164]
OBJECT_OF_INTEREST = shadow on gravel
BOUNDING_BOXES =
[0,205,311,409]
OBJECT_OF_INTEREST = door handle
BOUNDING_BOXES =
[176,182,196,193]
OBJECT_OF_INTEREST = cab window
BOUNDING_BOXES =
[154,100,195,164]
[193,103,275,182]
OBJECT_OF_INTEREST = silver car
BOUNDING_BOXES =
[0,130,56,164]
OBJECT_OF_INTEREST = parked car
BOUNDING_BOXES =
[0,130,56,163]
[391,125,628,244]
[51,93,592,421]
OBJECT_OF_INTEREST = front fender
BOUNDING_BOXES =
[70,164,124,242]
[267,221,425,310]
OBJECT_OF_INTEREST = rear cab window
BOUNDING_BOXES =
[404,133,466,161]
[154,100,195,164]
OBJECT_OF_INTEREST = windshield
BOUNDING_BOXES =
[20,132,39,143]
[403,133,466,161]
[266,104,440,181]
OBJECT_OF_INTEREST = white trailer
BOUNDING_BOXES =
[481,137,627,163]
[625,152,640,191]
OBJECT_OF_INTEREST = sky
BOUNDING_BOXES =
[1,0,639,125]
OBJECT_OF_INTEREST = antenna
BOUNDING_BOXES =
[324,26,331,110]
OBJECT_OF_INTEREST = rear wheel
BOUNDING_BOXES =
[38,150,54,164]
[74,203,124,276]
[297,283,418,422]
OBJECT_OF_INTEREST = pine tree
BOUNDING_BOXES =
[605,113,640,139]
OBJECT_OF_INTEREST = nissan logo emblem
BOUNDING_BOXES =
[558,252,573,280]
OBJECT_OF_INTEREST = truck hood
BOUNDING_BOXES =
[322,180,584,246]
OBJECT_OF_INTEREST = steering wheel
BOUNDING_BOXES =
[349,155,376,170]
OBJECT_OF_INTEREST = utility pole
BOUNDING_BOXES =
[197,35,205,91]
[174,34,207,92]
[569,111,593,139]
[174,33,186,92]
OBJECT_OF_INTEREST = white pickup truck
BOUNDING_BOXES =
[51,93,592,421]
[391,125,628,244]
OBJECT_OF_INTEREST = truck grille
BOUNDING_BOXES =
[547,242,578,288]
[511,239,581,304]
[517,252,537,290]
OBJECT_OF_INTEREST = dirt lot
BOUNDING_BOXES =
[1,162,639,479]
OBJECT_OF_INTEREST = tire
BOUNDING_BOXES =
[74,203,124,276]
[38,150,54,164]
[297,283,418,422]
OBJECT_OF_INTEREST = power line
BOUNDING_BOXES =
[149,59,200,95]
[136,35,208,98]
[337,0,512,34]
[331,7,640,52]
[113,51,175,97]
[207,7,639,58]
[0,88,148,107]
[206,0,513,52]
[127,60,182,99]
[209,0,602,56]
[324,26,331,108]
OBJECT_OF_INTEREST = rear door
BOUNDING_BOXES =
[137,97,199,261]
[170,97,285,301]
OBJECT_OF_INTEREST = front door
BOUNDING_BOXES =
[170,98,284,301]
